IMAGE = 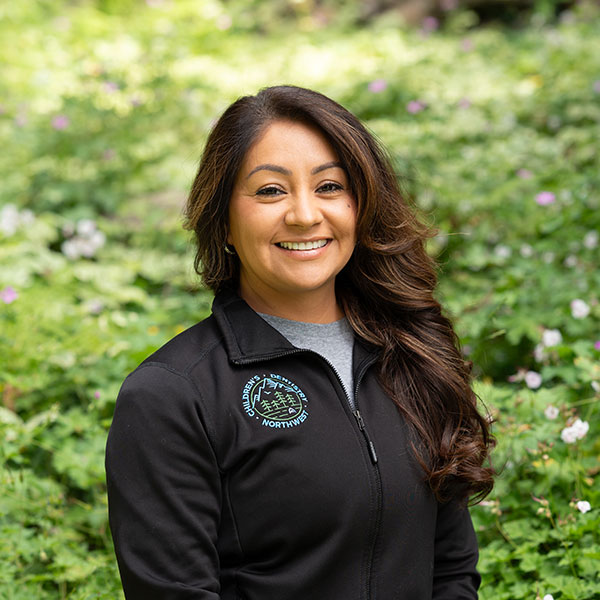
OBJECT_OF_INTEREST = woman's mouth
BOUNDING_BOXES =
[276,239,329,251]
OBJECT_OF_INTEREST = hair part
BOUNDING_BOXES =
[184,85,494,503]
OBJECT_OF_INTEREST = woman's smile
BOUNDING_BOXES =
[275,239,329,251]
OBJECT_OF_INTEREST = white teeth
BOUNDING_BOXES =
[278,240,328,251]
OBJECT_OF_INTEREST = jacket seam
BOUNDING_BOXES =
[184,337,226,376]
[133,361,223,473]
[222,472,246,596]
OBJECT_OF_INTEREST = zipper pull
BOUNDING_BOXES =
[354,410,366,430]
[353,410,378,465]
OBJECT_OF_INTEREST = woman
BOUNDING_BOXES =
[106,85,494,599]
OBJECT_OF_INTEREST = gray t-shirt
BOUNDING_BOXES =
[258,312,356,410]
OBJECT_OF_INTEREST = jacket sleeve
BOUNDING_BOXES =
[432,498,481,599]
[105,364,222,599]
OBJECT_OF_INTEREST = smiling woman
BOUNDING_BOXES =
[106,85,495,600]
[227,119,357,322]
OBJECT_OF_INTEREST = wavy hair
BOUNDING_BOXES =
[184,85,494,503]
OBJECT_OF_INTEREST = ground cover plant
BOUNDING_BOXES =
[1,1,599,598]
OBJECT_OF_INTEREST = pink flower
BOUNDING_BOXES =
[368,79,387,94]
[103,81,119,93]
[216,14,232,30]
[593,80,600,94]
[94,390,101,399]
[440,0,459,10]
[14,114,27,127]
[517,168,533,179]
[535,191,555,206]
[525,371,542,389]
[544,405,559,420]
[1,286,18,304]
[102,148,116,160]
[461,38,474,52]
[422,16,439,32]
[458,97,471,109]
[594,340,600,351]
[52,115,70,130]
[407,100,426,114]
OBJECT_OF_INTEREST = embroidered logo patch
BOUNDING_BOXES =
[242,374,308,429]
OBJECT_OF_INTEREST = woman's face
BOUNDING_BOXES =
[227,119,357,317]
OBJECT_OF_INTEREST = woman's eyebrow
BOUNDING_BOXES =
[311,161,343,175]
[246,161,344,179]
[246,164,292,179]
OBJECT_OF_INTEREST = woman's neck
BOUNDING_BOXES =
[237,282,343,324]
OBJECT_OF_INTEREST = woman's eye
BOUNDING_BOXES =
[256,186,284,197]
[318,182,343,193]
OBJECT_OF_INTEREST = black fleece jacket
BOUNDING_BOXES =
[106,290,481,599]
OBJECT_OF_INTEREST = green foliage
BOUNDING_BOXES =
[1,0,599,597]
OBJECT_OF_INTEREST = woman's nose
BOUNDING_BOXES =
[284,190,323,228]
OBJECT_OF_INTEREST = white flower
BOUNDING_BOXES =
[61,239,80,260]
[0,205,37,235]
[525,371,542,389]
[563,255,577,268]
[494,244,511,259]
[542,329,562,347]
[77,219,97,237]
[561,418,589,443]
[583,230,598,249]
[90,229,106,249]
[533,343,547,362]
[542,251,555,264]
[0,204,20,236]
[592,381,600,393]
[520,244,533,257]
[571,418,589,439]
[570,299,590,319]
[61,224,104,259]
[561,426,578,444]
[77,239,98,258]
[543,595,554,600]
[20,209,35,225]
[576,500,591,514]
[544,405,559,420]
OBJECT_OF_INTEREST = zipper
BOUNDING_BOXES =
[354,410,378,465]
[235,348,378,462]
[234,346,382,600]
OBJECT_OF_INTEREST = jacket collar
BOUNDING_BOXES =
[211,288,380,369]
[211,289,295,364]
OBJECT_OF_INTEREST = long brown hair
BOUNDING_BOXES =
[184,85,494,503]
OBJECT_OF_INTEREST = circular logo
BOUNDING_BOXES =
[242,374,308,428]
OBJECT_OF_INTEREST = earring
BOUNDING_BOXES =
[224,244,236,255]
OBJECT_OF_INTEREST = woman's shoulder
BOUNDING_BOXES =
[127,312,224,385]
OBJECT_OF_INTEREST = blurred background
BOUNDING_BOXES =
[1,1,599,598]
